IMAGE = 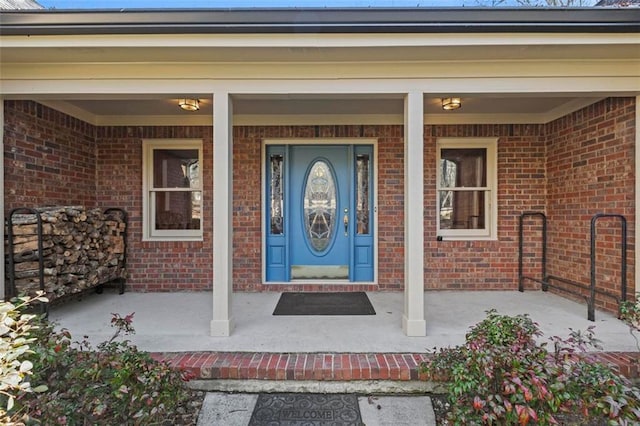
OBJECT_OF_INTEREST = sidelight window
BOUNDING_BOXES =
[356,154,370,235]
[269,154,284,235]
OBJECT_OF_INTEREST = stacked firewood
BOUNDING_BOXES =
[5,206,126,299]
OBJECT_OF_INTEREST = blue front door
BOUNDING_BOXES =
[290,145,350,279]
[265,144,374,282]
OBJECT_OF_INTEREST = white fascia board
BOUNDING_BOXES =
[2,76,637,96]
[1,59,638,82]
[1,32,638,49]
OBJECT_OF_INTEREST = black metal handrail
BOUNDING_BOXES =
[589,213,627,321]
[518,211,547,292]
[518,211,628,321]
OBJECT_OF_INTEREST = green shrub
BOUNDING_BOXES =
[620,294,640,351]
[13,309,198,425]
[0,293,48,424]
[422,309,640,425]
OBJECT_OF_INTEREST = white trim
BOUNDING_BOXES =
[3,60,638,84]
[141,138,204,242]
[236,114,400,126]
[2,32,637,49]
[436,137,499,241]
[261,138,379,285]
[264,138,378,146]
[3,75,638,96]
[372,142,379,287]
[261,141,267,284]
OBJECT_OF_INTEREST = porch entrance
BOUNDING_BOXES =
[265,144,374,282]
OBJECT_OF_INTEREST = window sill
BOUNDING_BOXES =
[142,236,204,242]
[437,235,497,242]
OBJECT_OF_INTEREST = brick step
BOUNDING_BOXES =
[152,351,640,382]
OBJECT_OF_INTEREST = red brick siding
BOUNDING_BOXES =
[3,101,97,214]
[374,126,406,290]
[546,98,636,311]
[3,99,635,306]
[424,125,547,290]
[95,126,214,291]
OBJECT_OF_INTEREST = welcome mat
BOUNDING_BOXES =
[249,393,363,426]
[272,292,376,316]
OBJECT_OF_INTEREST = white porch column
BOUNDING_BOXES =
[402,91,427,336]
[211,92,234,336]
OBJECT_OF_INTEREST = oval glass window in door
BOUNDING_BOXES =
[303,160,337,252]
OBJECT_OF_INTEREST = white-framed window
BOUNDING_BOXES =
[142,139,203,241]
[436,137,498,240]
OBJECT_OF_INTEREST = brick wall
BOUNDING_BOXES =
[374,126,406,290]
[424,125,547,290]
[95,126,214,291]
[231,123,548,292]
[3,99,635,304]
[3,101,97,214]
[546,98,636,311]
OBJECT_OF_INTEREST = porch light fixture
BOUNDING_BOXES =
[178,98,200,111]
[441,97,461,111]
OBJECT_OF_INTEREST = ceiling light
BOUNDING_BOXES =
[442,97,461,111]
[178,98,200,111]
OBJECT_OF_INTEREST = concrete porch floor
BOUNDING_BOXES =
[49,290,638,353]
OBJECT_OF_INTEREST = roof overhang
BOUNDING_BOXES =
[1,8,639,35]
[0,7,638,126]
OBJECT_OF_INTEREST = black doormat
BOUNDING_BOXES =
[272,292,376,316]
[249,393,363,426]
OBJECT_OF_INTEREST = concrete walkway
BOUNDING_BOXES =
[196,392,436,426]
[49,290,638,353]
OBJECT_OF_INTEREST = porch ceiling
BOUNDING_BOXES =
[34,94,605,126]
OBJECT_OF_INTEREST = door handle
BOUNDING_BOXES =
[343,208,349,236]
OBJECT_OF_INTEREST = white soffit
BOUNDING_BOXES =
[36,96,605,126]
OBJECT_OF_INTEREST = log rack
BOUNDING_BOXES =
[5,207,127,313]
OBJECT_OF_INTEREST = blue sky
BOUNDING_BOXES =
[37,0,518,9]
